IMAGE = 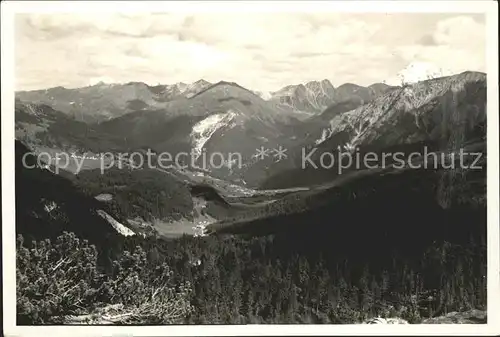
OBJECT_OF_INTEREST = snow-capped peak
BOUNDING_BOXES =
[387,62,454,86]
[190,110,237,157]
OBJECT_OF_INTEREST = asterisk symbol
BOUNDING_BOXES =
[273,145,288,162]
[253,146,270,160]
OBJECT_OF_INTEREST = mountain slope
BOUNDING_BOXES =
[259,71,486,189]
[15,80,214,123]
[15,140,138,246]
[73,167,195,237]
[316,71,485,151]
[15,138,241,240]
[15,100,123,154]
[91,81,302,183]
[16,82,162,123]
[210,140,486,250]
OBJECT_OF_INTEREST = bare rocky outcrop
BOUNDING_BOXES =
[421,309,487,324]
[361,309,487,324]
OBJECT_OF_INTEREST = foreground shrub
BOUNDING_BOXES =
[16,232,192,324]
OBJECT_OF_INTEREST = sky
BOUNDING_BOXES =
[15,12,486,92]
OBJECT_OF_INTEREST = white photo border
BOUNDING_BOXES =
[2,1,499,336]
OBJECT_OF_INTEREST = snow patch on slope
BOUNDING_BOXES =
[191,110,237,157]
[315,127,334,145]
[97,210,136,237]
[271,80,335,113]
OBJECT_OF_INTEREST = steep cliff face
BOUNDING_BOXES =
[269,80,395,115]
[314,71,486,151]
[270,80,336,113]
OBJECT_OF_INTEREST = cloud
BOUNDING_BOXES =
[418,34,438,46]
[14,13,485,92]
[434,16,485,49]
[391,15,486,78]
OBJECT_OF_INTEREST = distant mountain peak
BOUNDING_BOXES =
[305,79,333,88]
[368,82,391,89]
[192,79,211,86]
[215,80,239,86]
[337,83,363,90]
[181,79,213,98]
[125,81,147,86]
[188,80,259,100]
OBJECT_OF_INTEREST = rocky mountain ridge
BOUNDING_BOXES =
[15,77,396,123]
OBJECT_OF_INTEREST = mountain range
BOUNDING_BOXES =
[15,77,395,122]
[14,74,403,181]
[15,70,487,237]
